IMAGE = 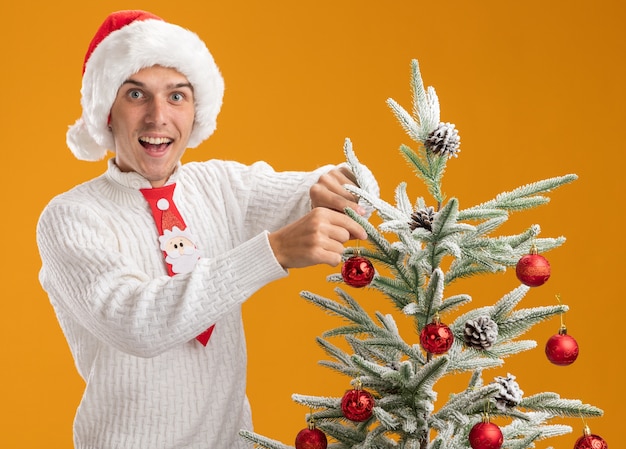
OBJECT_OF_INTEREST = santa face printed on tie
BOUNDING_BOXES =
[158,226,201,274]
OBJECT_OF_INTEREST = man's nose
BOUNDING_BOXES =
[145,98,167,125]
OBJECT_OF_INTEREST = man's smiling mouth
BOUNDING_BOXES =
[139,136,173,153]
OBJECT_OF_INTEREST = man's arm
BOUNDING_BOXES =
[37,199,286,358]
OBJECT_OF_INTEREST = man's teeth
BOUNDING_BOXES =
[139,137,172,145]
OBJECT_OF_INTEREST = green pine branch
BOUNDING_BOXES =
[461,174,578,215]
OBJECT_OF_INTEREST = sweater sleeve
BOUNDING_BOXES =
[241,161,334,235]
[183,160,336,238]
[36,197,287,358]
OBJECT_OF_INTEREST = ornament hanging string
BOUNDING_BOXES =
[578,408,588,430]
[483,399,491,419]
[555,294,567,332]
[307,406,315,427]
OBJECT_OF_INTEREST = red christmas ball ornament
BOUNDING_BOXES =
[574,426,608,449]
[295,424,328,449]
[420,319,454,355]
[341,255,375,288]
[516,246,551,287]
[469,421,504,449]
[545,327,579,366]
[341,388,375,422]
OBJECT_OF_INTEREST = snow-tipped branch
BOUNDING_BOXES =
[497,305,568,341]
[433,383,501,425]
[239,430,293,449]
[518,394,604,418]
[464,174,578,214]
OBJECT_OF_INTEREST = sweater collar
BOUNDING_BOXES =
[104,158,182,191]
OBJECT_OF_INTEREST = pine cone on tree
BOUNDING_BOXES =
[424,122,460,158]
[409,206,436,231]
[492,374,524,411]
[463,316,498,350]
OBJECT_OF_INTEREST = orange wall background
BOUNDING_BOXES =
[2,1,624,447]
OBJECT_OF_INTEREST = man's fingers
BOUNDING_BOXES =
[326,218,364,243]
[311,208,366,240]
[268,209,367,269]
[341,215,367,241]
[310,180,365,215]
[337,165,358,184]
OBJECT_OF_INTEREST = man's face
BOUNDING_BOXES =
[109,65,195,187]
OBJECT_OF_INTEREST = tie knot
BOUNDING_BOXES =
[157,198,171,211]
[140,183,184,233]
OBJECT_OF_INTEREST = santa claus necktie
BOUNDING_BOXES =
[140,183,215,346]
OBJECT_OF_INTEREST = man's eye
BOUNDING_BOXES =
[129,90,143,99]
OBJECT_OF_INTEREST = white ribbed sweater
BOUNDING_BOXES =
[37,159,331,449]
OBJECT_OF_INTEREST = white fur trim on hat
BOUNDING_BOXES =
[68,17,224,161]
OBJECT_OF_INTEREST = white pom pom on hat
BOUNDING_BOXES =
[67,10,225,161]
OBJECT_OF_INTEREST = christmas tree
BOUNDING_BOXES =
[240,60,605,449]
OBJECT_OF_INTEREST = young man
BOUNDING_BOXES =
[37,10,371,449]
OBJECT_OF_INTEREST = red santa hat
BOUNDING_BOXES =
[67,10,224,161]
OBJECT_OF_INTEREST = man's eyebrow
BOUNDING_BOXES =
[120,79,194,91]
[120,79,144,88]
[173,82,194,91]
